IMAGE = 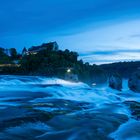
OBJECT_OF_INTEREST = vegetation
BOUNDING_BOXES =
[9,48,18,60]
[0,43,107,84]
[20,49,107,84]
[0,42,140,84]
[100,61,140,78]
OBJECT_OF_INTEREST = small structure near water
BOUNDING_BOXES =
[65,73,79,82]
[65,68,79,82]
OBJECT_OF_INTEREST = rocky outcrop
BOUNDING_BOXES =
[65,73,79,82]
[128,71,140,93]
[109,74,122,91]
[124,101,140,120]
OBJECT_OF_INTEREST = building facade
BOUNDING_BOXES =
[22,42,59,56]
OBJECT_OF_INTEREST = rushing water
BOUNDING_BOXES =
[0,75,140,140]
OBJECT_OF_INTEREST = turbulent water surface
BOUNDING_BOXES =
[0,75,140,140]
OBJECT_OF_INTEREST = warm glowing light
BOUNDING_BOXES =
[67,69,71,73]
[0,64,20,67]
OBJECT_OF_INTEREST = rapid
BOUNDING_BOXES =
[0,75,140,140]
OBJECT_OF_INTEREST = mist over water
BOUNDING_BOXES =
[0,75,140,140]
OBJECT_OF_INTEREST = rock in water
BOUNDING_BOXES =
[65,73,79,82]
[109,74,122,91]
[128,71,140,93]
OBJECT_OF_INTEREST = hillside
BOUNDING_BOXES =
[0,43,107,85]
[100,61,140,78]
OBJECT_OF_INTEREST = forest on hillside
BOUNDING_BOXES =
[0,43,139,84]
[0,43,107,84]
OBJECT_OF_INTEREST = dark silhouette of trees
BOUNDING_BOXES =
[100,61,140,78]
[0,47,11,64]
[10,48,17,60]
[0,43,107,84]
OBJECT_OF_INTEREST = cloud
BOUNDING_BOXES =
[79,49,140,64]
[1,0,140,36]
[130,34,140,38]
[1,0,140,64]
[80,49,140,56]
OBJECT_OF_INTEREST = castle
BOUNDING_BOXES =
[22,42,59,56]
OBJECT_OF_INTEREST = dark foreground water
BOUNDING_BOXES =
[0,75,140,140]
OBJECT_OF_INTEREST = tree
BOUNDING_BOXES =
[10,48,17,59]
[0,47,5,57]
[22,47,27,56]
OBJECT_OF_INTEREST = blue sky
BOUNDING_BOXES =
[0,0,140,64]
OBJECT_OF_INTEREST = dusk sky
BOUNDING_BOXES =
[0,0,140,64]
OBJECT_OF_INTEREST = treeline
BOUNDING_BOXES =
[100,61,140,78]
[20,49,107,84]
[0,43,139,84]
[0,45,107,84]
[0,47,20,64]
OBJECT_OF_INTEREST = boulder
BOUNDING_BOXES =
[128,71,140,93]
[109,74,122,91]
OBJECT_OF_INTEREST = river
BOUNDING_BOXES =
[0,75,140,140]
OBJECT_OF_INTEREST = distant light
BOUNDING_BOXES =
[92,83,96,86]
[67,69,71,73]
